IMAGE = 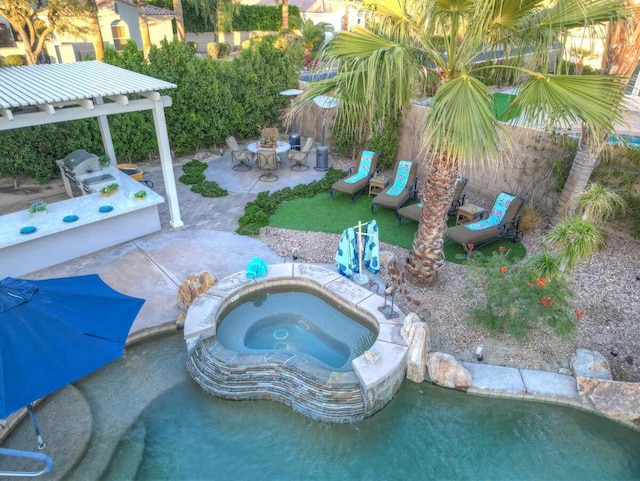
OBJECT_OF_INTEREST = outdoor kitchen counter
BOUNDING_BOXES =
[0,167,164,278]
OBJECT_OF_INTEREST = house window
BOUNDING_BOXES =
[111,20,129,50]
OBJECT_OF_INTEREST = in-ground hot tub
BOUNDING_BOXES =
[184,263,408,423]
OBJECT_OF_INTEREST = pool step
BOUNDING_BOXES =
[187,338,367,423]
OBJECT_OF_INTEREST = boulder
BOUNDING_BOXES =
[401,312,422,342]
[379,250,397,269]
[577,377,640,427]
[406,322,429,383]
[177,271,216,311]
[426,352,472,391]
[571,348,612,380]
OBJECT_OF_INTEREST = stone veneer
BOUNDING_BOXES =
[183,263,408,423]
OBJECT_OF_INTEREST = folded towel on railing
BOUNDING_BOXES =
[387,161,412,196]
[344,151,375,184]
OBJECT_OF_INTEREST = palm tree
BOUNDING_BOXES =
[282,0,289,30]
[173,0,186,41]
[554,0,640,220]
[294,0,629,285]
[135,0,152,57]
[88,0,105,61]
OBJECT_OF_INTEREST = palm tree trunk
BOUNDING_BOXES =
[281,0,289,30]
[173,0,186,41]
[88,0,105,61]
[407,154,459,285]
[602,1,640,78]
[136,0,152,57]
[553,140,603,220]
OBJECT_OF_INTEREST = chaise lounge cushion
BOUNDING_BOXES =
[371,160,418,212]
[331,151,380,203]
[446,192,524,249]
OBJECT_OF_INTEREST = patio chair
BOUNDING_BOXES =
[446,191,525,253]
[226,135,254,171]
[330,150,380,203]
[396,176,469,225]
[371,160,418,214]
[288,137,314,171]
[256,149,279,182]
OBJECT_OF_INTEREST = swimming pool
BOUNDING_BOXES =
[86,334,640,481]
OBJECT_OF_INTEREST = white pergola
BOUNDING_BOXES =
[0,60,183,227]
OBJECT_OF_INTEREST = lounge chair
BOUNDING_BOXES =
[287,137,313,171]
[226,135,254,171]
[371,160,418,213]
[397,176,468,225]
[446,191,525,253]
[256,149,278,182]
[330,151,380,203]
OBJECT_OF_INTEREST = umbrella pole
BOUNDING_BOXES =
[27,403,46,449]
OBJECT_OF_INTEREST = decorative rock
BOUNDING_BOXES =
[177,271,216,311]
[406,323,429,383]
[577,377,640,427]
[426,352,472,391]
[571,348,612,380]
[401,312,422,342]
[379,250,396,269]
[558,368,573,376]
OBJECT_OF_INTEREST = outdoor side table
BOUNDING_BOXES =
[369,177,386,197]
[456,203,487,225]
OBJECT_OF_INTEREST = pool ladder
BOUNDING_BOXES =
[0,448,54,477]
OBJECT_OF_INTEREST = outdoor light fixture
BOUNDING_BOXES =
[378,284,399,320]
[475,344,484,362]
[279,89,304,151]
[313,95,339,171]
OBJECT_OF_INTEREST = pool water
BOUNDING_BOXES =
[96,335,640,481]
[216,290,375,371]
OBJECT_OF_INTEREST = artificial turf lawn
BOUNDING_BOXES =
[268,192,526,263]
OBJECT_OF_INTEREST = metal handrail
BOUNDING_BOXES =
[0,447,54,477]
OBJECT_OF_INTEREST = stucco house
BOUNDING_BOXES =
[0,0,174,64]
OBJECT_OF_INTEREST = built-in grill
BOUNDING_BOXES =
[56,150,106,197]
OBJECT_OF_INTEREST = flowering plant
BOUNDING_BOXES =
[28,200,47,214]
[463,247,576,339]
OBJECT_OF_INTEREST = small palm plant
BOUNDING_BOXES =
[537,184,626,276]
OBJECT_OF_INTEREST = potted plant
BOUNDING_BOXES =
[100,183,119,197]
[28,200,48,217]
[134,190,147,201]
[259,127,279,148]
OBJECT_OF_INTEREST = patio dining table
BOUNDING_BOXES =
[247,141,291,155]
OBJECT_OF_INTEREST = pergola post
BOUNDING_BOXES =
[152,98,183,228]
[95,96,117,164]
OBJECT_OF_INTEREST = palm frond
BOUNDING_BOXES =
[514,73,626,138]
[425,74,511,165]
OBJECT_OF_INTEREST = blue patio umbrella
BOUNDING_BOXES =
[0,274,145,420]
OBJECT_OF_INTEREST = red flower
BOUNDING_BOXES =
[467,243,474,251]
[535,277,547,288]
[575,309,584,320]
[498,246,506,253]
[541,296,553,307]
[500,266,507,274]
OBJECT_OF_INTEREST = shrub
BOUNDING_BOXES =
[207,42,220,59]
[464,249,575,339]
[5,54,25,66]
[191,180,228,197]
[218,43,230,58]
[518,204,542,233]
[179,159,208,184]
